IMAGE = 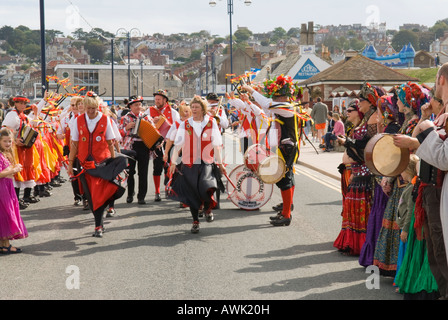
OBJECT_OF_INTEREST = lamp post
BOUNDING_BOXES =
[39,0,47,96]
[116,28,141,98]
[209,0,252,76]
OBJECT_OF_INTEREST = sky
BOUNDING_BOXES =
[1,0,447,38]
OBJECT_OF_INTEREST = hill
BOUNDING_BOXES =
[398,67,438,84]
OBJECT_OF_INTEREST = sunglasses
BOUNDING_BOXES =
[346,109,356,113]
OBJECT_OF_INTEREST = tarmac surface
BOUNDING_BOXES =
[0,132,404,301]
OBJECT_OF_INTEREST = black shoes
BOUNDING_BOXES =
[270,215,292,226]
[23,196,39,204]
[19,199,29,210]
[191,221,200,234]
[205,211,214,222]
[82,199,89,211]
[272,203,294,212]
[138,199,146,205]
[39,190,52,197]
[92,226,104,238]
[106,207,116,217]
[154,193,161,202]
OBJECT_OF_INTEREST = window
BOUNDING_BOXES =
[73,69,99,94]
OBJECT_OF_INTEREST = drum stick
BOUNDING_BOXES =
[223,170,237,198]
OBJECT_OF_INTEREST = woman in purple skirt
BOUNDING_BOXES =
[0,128,28,254]
[359,94,400,267]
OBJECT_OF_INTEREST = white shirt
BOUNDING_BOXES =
[174,115,222,148]
[2,98,46,132]
[252,90,295,118]
[70,112,115,142]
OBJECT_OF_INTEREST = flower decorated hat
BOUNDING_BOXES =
[263,74,302,100]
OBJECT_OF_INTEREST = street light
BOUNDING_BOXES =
[209,0,252,76]
[116,27,141,98]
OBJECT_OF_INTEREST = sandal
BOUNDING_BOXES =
[1,245,22,254]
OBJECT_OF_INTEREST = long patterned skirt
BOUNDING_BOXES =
[373,180,403,276]
[334,170,373,256]
[359,181,389,267]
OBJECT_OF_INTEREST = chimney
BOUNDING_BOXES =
[307,21,315,45]
[345,49,357,61]
[300,23,308,46]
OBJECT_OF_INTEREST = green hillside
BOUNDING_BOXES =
[398,68,439,84]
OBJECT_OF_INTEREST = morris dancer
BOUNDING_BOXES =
[56,96,83,206]
[2,93,48,209]
[67,92,126,237]
[145,89,179,201]
[206,92,229,133]
[119,95,152,205]
[242,76,304,226]
[226,91,268,154]
[168,96,226,233]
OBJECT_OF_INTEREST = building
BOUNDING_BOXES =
[298,53,419,110]
[54,64,168,104]
[414,50,435,68]
[253,21,331,84]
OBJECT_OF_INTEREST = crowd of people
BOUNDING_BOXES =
[0,74,306,249]
[1,63,448,301]
[332,62,448,300]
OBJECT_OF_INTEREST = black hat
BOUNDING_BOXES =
[206,92,219,101]
[127,95,143,107]
[153,89,169,101]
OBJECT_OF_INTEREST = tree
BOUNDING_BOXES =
[287,27,300,38]
[234,28,252,44]
[85,38,105,62]
[0,25,14,41]
[391,29,419,51]
[430,19,448,39]
[22,43,40,60]
[71,28,88,40]
[270,27,287,43]
[349,38,366,51]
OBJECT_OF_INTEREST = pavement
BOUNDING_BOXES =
[297,138,343,181]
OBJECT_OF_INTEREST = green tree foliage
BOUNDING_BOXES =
[391,29,419,51]
[429,19,448,39]
[234,28,252,44]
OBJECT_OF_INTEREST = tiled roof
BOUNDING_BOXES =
[298,54,419,85]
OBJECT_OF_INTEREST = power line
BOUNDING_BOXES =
[64,0,165,94]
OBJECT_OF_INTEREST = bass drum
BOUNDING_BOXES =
[244,143,286,184]
[364,133,409,177]
[226,165,273,211]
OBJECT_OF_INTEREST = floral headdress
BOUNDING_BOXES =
[359,82,383,107]
[378,95,398,121]
[263,74,302,100]
[396,82,429,117]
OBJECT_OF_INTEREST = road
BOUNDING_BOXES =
[0,132,401,301]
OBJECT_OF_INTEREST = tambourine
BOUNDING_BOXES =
[364,133,409,177]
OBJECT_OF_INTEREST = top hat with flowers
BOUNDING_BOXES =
[262,74,302,100]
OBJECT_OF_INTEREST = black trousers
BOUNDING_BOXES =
[422,185,448,298]
[276,143,298,191]
[153,143,168,176]
[128,141,150,201]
